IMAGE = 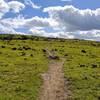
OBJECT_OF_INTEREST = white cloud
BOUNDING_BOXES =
[0,0,25,19]
[0,22,25,35]
[29,27,100,41]
[8,1,25,13]
[74,30,100,41]
[44,5,100,32]
[29,28,47,36]
[0,15,54,36]
[29,28,74,39]
[24,0,41,9]
[1,16,51,29]
[24,16,50,28]
[0,23,18,34]
[0,0,9,18]
[0,3,100,41]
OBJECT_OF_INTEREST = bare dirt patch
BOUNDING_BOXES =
[38,58,69,100]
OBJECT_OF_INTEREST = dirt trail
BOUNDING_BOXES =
[38,58,68,100]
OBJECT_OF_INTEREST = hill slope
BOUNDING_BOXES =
[0,34,100,100]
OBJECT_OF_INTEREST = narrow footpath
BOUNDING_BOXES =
[38,58,68,100]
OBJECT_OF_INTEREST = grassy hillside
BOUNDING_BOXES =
[0,34,100,100]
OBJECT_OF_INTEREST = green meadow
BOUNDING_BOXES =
[0,34,100,100]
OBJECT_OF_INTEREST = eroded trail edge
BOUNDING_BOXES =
[38,58,68,100]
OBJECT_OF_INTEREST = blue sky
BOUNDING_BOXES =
[0,0,100,41]
[4,0,100,18]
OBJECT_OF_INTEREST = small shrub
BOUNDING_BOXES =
[21,52,26,56]
[92,64,97,68]
[98,96,100,100]
[48,55,59,60]
[23,46,31,50]
[1,46,5,48]
[24,58,27,60]
[54,49,57,51]
[64,54,68,57]
[81,50,86,53]
[30,54,33,57]
[18,47,23,50]
[42,49,47,53]
[80,64,85,67]
[12,47,17,50]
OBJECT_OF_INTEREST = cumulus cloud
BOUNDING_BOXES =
[1,14,100,41]
[24,16,50,28]
[29,28,74,39]
[0,14,25,34]
[29,28,47,36]
[1,15,25,29]
[0,0,9,18]
[29,27,100,41]
[0,22,25,35]
[0,15,56,36]
[1,16,51,29]
[0,23,18,34]
[74,30,100,41]
[8,1,25,13]
[0,2,100,41]
[44,5,100,32]
[24,0,41,9]
[0,0,25,18]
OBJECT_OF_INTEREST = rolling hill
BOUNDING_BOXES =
[0,34,100,100]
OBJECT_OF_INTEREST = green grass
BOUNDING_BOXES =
[63,41,100,100]
[0,39,49,100]
[0,35,100,100]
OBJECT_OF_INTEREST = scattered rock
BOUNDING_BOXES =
[91,43,97,46]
